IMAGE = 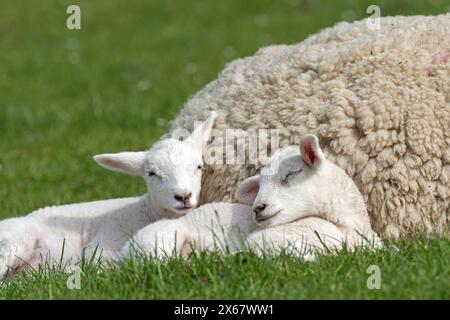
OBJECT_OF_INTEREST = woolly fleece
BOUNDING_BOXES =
[169,14,450,239]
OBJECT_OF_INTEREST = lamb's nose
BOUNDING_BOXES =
[174,192,192,202]
[253,203,267,215]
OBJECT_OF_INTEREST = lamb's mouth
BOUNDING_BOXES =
[175,205,193,211]
[255,209,282,224]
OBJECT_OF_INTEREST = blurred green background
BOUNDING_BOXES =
[0,0,449,217]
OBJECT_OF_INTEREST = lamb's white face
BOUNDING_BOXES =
[94,112,216,216]
[143,138,203,215]
[235,134,328,227]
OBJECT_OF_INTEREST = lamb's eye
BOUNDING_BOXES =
[148,171,156,177]
[282,169,303,184]
[197,165,204,170]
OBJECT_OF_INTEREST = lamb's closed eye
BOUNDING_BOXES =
[281,169,302,184]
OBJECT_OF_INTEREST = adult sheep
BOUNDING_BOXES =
[168,14,450,239]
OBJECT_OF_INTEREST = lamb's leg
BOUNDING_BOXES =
[81,241,115,264]
[83,234,126,263]
[119,219,192,261]
[336,225,383,250]
[246,217,347,258]
[244,229,318,258]
[0,217,47,279]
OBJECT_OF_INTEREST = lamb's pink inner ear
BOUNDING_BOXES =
[302,140,317,167]
[244,184,260,197]
[100,158,119,168]
[235,176,260,205]
[110,159,138,173]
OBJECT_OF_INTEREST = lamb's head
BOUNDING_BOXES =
[94,112,217,217]
[235,134,346,227]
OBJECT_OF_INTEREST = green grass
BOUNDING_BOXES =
[0,0,449,299]
[1,238,449,299]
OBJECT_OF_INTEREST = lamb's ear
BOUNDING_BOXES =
[93,151,147,176]
[234,175,260,205]
[299,134,325,169]
[189,111,217,148]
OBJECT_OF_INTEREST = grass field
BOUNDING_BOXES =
[0,238,449,299]
[0,0,449,299]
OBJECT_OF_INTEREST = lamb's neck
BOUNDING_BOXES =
[142,195,180,222]
[313,165,369,231]
[139,195,160,223]
[314,196,367,232]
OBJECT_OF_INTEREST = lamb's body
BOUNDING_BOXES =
[170,14,450,239]
[121,203,256,258]
[246,217,347,256]
[120,203,348,259]
[0,196,157,277]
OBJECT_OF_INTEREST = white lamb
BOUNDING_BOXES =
[120,134,381,260]
[0,112,217,279]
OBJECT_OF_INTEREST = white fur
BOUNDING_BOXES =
[0,112,216,279]
[120,134,381,260]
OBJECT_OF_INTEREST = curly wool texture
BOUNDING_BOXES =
[169,14,450,239]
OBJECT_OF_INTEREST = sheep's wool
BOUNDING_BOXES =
[170,14,450,239]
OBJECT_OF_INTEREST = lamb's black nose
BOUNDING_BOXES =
[174,192,192,202]
[253,203,267,215]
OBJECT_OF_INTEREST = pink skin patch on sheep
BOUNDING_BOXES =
[432,51,450,64]
[9,238,43,276]
[428,50,450,76]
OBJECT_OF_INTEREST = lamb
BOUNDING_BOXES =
[119,134,380,260]
[0,112,217,279]
[167,14,450,239]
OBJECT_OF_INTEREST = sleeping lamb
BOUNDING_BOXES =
[119,134,381,260]
[0,112,216,279]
